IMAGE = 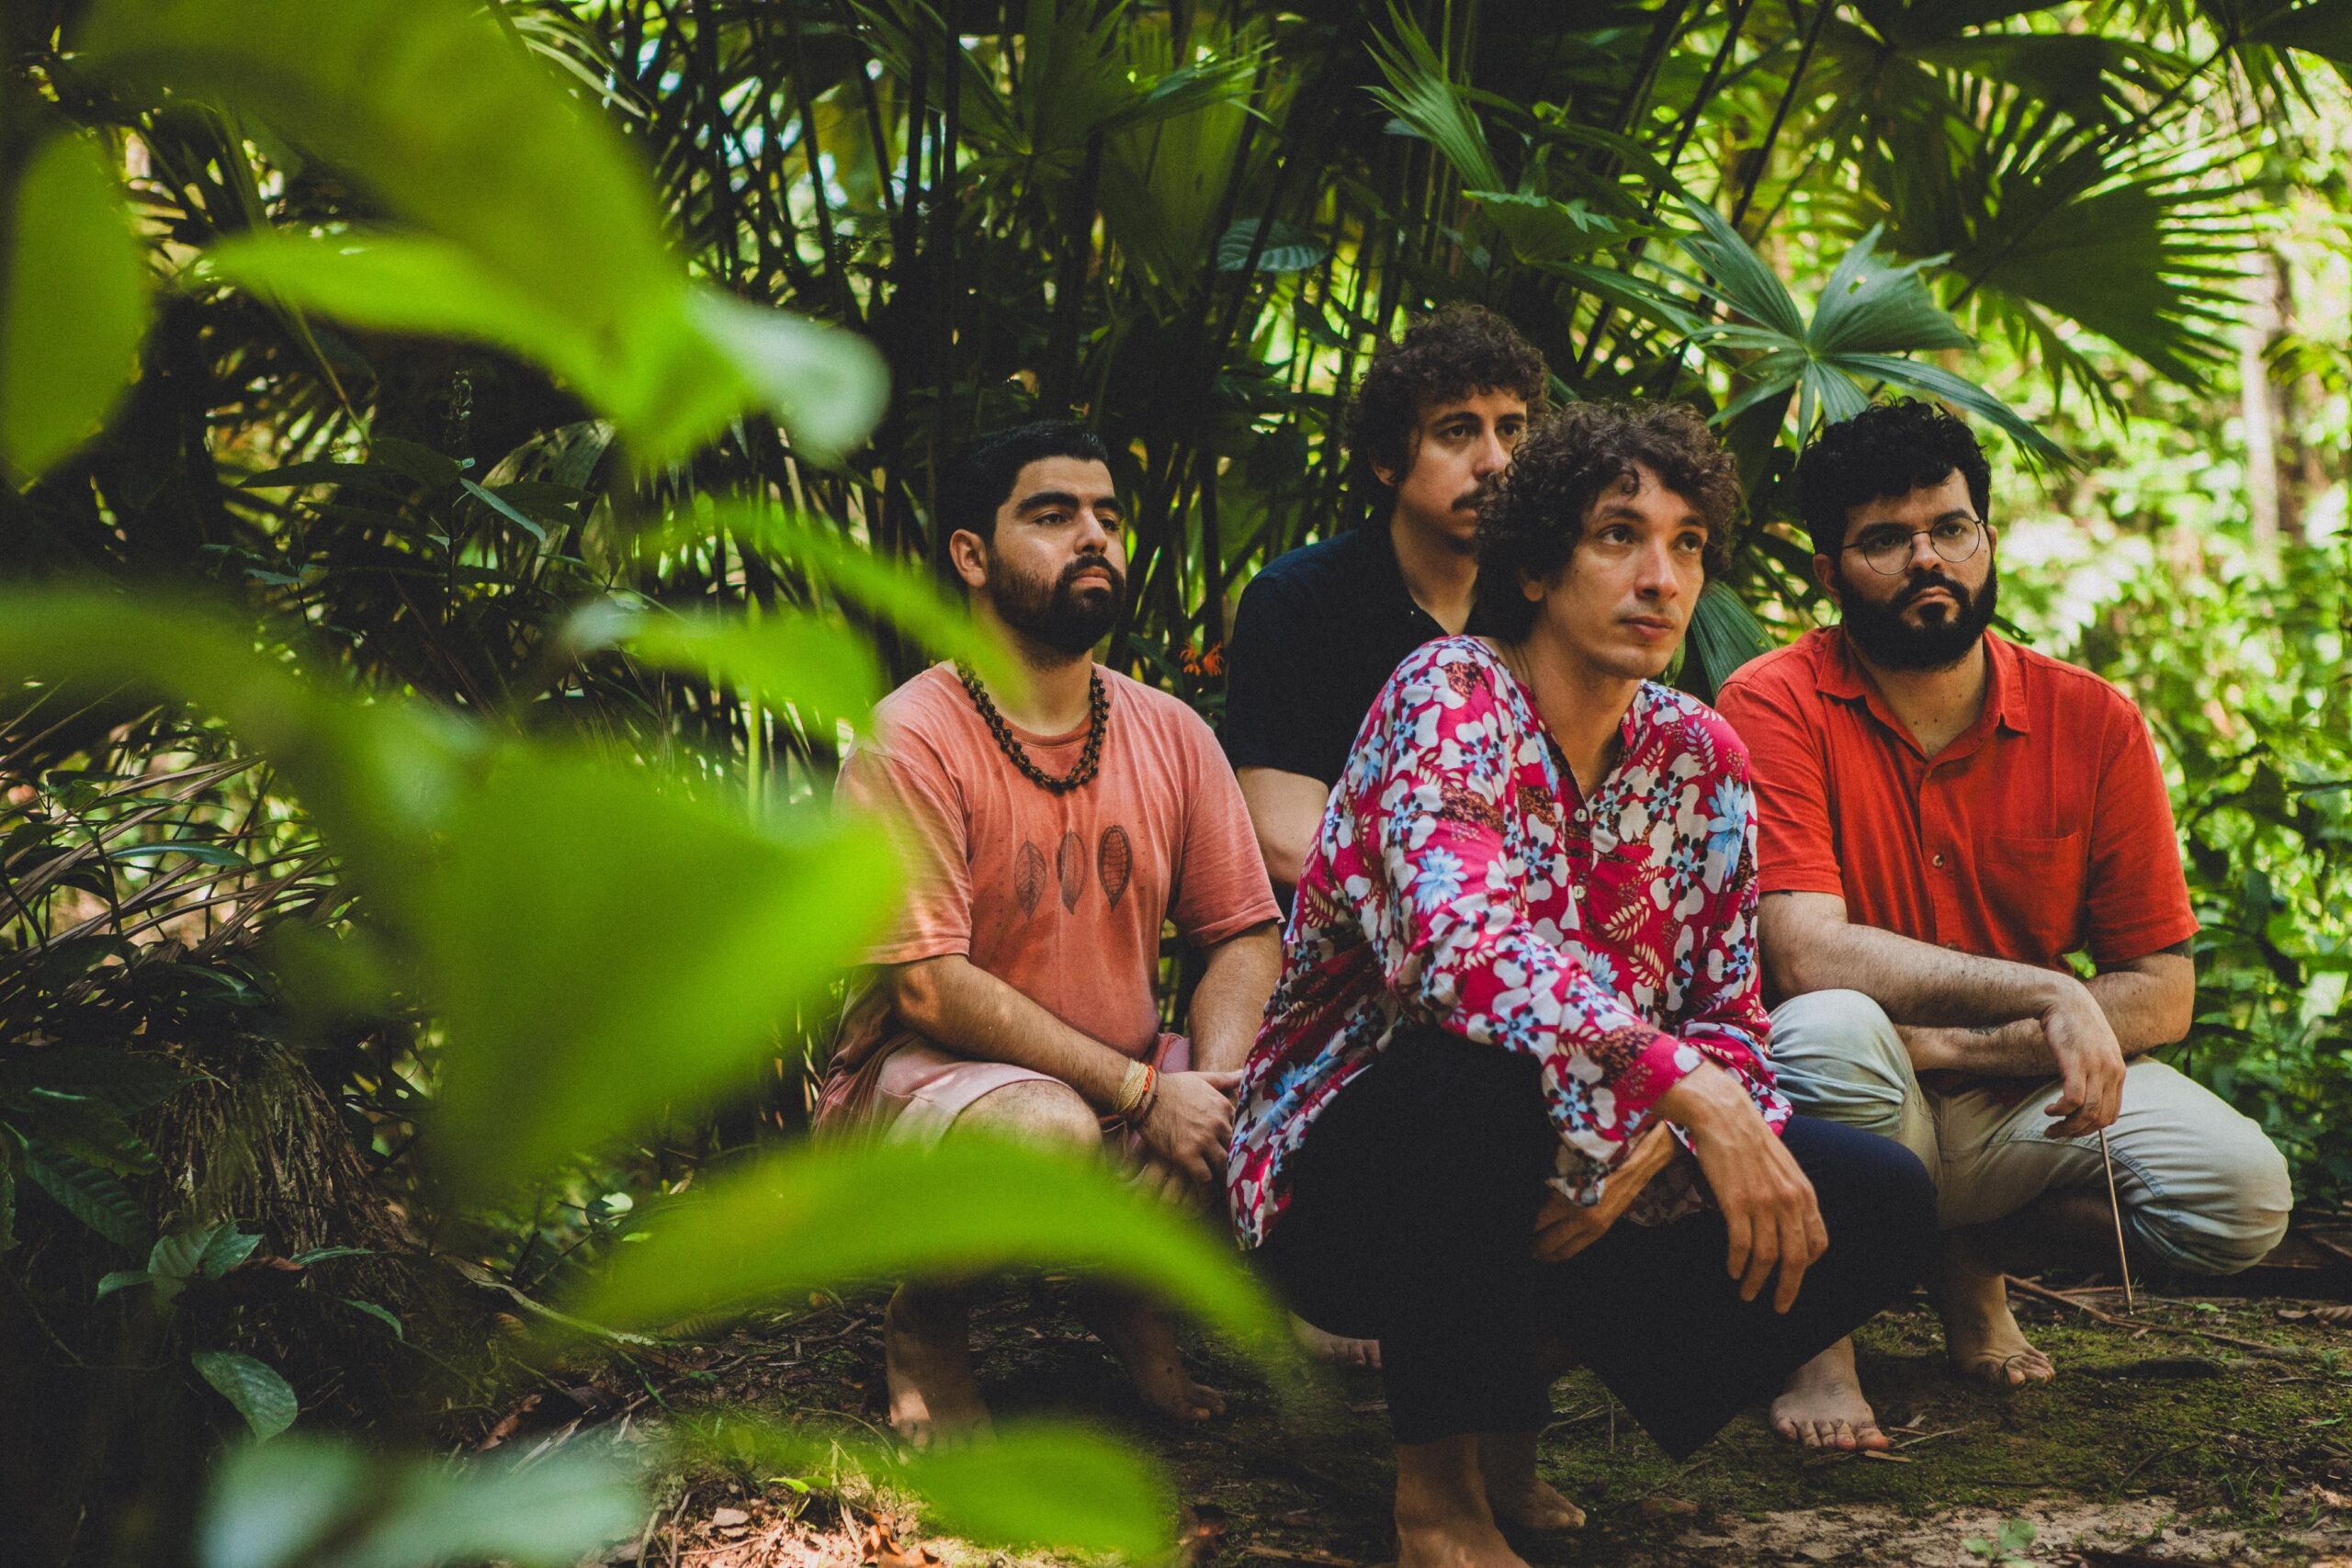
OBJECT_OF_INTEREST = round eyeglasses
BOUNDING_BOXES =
[1842,517,1986,576]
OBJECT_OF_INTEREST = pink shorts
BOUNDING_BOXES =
[815,1030,1191,1150]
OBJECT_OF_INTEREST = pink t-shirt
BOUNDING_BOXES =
[822,663,1279,1089]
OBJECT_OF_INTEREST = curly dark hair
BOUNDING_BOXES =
[1344,304,1550,506]
[1472,401,1741,642]
[1794,400,1991,556]
[941,420,1114,544]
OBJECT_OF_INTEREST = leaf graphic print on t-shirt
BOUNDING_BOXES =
[1099,825,1133,910]
[1056,830,1088,910]
[1014,841,1049,916]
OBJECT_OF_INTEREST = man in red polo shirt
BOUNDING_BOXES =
[1716,401,2290,1452]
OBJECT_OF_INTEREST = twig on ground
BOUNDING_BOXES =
[2004,1275,2324,1361]
[1241,1548,1366,1567]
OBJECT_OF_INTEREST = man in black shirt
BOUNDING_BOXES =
[1223,306,1549,894]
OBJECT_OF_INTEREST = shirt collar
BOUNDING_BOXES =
[1818,626,2030,737]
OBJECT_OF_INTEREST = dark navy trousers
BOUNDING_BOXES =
[1256,1027,1936,1458]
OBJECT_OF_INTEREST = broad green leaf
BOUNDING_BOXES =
[419,747,901,1199]
[81,0,673,318]
[608,607,885,737]
[202,237,883,469]
[1834,355,2072,468]
[0,1048,186,1115]
[288,1246,372,1267]
[198,231,621,412]
[1673,197,1806,344]
[697,1417,1171,1557]
[199,1436,642,1568]
[23,1142,148,1247]
[1214,219,1329,274]
[1,130,149,478]
[193,1349,299,1440]
[96,1269,153,1301]
[575,1134,1289,1369]
[105,840,249,866]
[683,289,890,467]
[0,588,899,1198]
[201,1224,264,1278]
[150,1224,221,1302]
[20,1088,159,1175]
[339,1299,403,1338]
[1465,191,1620,265]
[89,1,886,466]
[1806,226,1971,357]
[458,478,548,544]
[678,507,1025,694]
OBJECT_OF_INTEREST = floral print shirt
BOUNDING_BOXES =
[1227,636,1787,1249]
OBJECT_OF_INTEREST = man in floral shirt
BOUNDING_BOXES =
[1228,404,1934,1567]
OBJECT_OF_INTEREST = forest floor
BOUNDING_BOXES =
[528,1258,2352,1568]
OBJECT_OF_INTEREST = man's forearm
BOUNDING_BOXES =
[1186,924,1282,1073]
[889,955,1134,1107]
[1900,954,2193,1076]
[1764,892,2074,1027]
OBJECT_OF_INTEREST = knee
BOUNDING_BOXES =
[957,1079,1102,1152]
[1792,1120,1937,1279]
[1770,990,1914,1115]
[2142,1122,2293,1276]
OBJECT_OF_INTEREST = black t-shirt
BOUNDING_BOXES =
[1220,523,1497,787]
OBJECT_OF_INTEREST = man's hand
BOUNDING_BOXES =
[1132,1153,1210,1210]
[1136,1069,1242,1185]
[1659,1064,1826,1313]
[1532,1122,1675,1262]
[2038,977,2126,1140]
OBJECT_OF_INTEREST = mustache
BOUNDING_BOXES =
[1895,575,1967,610]
[1058,554,1125,594]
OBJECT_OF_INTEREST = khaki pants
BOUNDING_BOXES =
[1768,989,2292,1276]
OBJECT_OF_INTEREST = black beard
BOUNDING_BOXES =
[990,551,1127,655]
[1839,562,1999,671]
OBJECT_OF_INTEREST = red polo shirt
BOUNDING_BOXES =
[1715,627,2197,972]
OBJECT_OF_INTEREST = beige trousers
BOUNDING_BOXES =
[1768,989,2292,1276]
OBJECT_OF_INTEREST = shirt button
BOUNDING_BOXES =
[1931,852,1947,868]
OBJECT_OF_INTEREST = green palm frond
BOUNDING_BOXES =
[1668,198,2071,466]
[1866,85,2255,392]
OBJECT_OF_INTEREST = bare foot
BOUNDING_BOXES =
[1396,1511,1535,1568]
[883,1285,990,1447]
[1476,1431,1584,1531]
[1397,1437,1532,1568]
[1293,1314,1382,1371]
[1933,1242,2055,1390]
[1075,1290,1227,1423]
[1770,1337,1888,1451]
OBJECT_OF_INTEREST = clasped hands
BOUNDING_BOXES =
[1532,1062,1828,1314]
[1128,1065,1242,1208]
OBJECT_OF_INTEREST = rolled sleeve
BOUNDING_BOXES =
[2085,704,2200,964]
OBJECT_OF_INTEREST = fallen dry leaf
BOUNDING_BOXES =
[712,1506,751,1528]
[861,1521,942,1568]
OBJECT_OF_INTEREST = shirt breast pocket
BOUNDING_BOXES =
[1984,829,2088,960]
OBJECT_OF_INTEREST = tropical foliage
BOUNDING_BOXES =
[5,0,2351,1560]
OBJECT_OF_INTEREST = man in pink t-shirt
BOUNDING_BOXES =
[816,422,1282,1444]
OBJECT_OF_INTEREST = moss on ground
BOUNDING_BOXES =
[621,1282,2352,1566]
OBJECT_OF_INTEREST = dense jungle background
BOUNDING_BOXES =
[6,1,2352,1564]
